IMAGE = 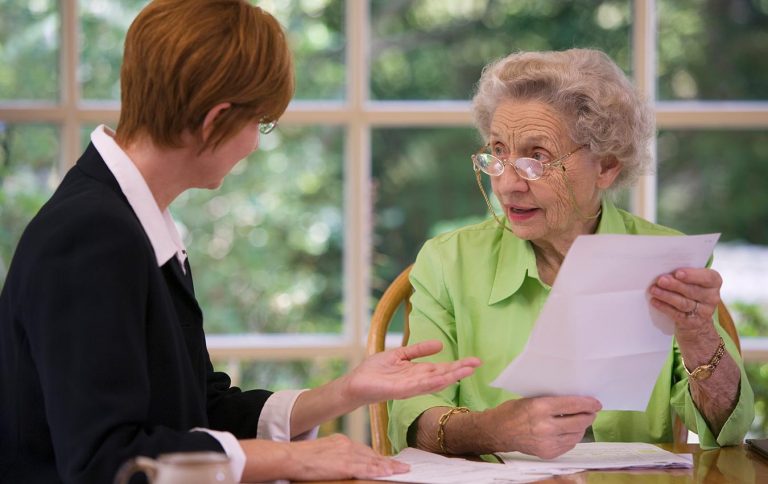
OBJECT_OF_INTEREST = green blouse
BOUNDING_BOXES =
[388,200,753,452]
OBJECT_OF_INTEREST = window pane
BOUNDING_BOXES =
[262,0,345,100]
[372,128,487,304]
[0,0,59,100]
[174,126,344,334]
[747,362,768,438]
[370,0,631,100]
[658,0,768,100]
[212,357,348,436]
[0,123,60,283]
[657,130,768,337]
[79,0,147,100]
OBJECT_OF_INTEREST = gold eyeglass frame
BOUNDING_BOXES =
[470,144,600,231]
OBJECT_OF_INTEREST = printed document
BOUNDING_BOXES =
[492,233,720,410]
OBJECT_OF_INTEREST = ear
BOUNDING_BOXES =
[595,155,621,189]
[201,102,232,143]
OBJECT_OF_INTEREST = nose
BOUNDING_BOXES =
[492,163,529,194]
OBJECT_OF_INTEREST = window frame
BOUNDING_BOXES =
[1,0,768,442]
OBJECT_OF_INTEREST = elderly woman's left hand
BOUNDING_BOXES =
[649,267,723,334]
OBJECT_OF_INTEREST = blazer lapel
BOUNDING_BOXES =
[164,257,203,319]
[79,142,204,320]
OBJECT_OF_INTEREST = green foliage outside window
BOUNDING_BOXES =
[0,0,58,100]
[1,0,767,436]
[0,124,58,281]
[173,125,345,334]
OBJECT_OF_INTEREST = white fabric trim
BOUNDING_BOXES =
[90,125,187,270]
[192,428,246,482]
[257,389,319,442]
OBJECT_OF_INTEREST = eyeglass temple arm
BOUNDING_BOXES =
[474,168,512,232]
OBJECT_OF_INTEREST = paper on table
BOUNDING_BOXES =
[492,233,720,410]
[376,444,691,484]
[374,447,574,483]
[497,442,693,472]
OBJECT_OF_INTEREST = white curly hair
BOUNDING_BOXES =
[471,48,654,190]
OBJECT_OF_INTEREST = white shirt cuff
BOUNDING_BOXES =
[192,428,246,482]
[257,389,319,442]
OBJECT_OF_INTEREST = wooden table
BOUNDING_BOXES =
[302,444,768,483]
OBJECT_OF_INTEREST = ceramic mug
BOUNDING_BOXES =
[114,451,234,484]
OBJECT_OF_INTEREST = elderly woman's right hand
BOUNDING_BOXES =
[484,396,602,459]
[415,395,601,458]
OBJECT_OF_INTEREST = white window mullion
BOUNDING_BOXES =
[343,0,371,444]
[631,0,657,221]
[60,0,80,174]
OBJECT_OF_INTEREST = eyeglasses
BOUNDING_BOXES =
[471,144,584,180]
[259,120,278,135]
[470,144,596,231]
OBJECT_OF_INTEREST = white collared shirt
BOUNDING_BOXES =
[90,125,318,482]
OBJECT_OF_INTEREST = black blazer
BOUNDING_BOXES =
[0,144,272,483]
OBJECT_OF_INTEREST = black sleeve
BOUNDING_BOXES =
[205,363,273,439]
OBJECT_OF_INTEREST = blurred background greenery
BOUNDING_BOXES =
[1,0,767,439]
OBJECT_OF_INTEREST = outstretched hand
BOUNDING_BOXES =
[343,340,481,406]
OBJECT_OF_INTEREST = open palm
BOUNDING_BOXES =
[344,340,481,405]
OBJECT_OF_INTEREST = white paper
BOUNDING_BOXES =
[374,447,570,483]
[498,442,693,471]
[492,233,720,410]
[375,444,691,484]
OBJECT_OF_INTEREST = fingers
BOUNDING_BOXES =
[445,357,483,373]
[380,458,410,476]
[650,268,721,323]
[398,362,480,396]
[421,358,482,381]
[347,441,410,478]
[554,412,598,434]
[534,435,583,460]
[540,396,602,416]
[294,435,411,480]
[360,457,410,478]
[398,339,444,360]
[396,340,481,370]
[672,268,723,289]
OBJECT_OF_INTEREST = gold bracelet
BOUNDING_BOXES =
[436,406,469,454]
[683,336,725,381]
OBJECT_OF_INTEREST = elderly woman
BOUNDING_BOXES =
[388,48,753,459]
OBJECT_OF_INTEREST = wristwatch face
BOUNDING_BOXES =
[691,366,713,380]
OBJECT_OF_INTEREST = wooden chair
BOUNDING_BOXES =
[366,265,742,454]
[367,264,414,456]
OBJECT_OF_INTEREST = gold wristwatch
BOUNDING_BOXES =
[683,337,725,381]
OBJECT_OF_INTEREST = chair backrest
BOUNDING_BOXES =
[366,264,413,456]
[366,265,742,452]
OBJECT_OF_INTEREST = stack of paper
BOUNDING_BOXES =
[498,442,693,472]
[377,443,692,484]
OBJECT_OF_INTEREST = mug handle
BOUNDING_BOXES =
[114,456,159,484]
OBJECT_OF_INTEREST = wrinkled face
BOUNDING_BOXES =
[488,99,605,246]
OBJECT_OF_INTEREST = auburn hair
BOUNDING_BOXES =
[116,0,294,151]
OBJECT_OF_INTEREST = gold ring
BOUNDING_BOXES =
[686,301,699,318]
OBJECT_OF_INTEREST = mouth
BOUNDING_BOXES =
[506,205,540,221]
[509,206,537,213]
